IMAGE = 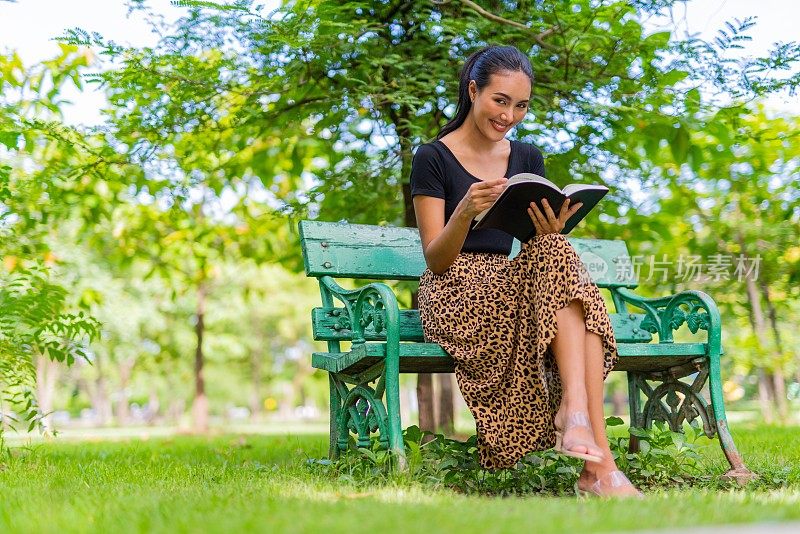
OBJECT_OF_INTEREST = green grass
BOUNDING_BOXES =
[1,423,799,533]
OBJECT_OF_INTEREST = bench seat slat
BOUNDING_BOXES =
[312,307,654,343]
[312,308,425,342]
[312,343,450,373]
[312,341,711,375]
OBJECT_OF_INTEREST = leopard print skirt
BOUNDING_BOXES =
[418,233,618,470]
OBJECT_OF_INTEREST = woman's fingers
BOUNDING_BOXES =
[528,202,550,233]
[478,191,502,208]
[527,206,543,234]
[530,202,546,225]
[473,179,506,199]
[541,198,559,224]
[527,198,586,235]
[559,198,571,218]
[565,201,583,219]
[474,178,508,191]
[552,198,584,223]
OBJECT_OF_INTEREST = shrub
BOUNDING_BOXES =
[307,417,714,496]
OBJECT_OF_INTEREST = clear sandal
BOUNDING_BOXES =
[553,411,603,463]
[576,470,644,498]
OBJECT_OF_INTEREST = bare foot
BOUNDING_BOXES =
[578,464,643,498]
[554,407,604,459]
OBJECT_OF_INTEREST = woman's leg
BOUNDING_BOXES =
[578,329,642,495]
[551,298,603,457]
[552,300,641,495]
[583,330,613,459]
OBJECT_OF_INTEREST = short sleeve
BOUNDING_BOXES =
[410,143,446,199]
[529,144,546,178]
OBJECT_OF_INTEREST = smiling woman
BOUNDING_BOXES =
[410,45,642,497]
[437,47,531,141]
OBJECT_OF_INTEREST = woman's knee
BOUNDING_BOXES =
[556,298,586,320]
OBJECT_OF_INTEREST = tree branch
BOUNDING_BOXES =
[432,0,558,50]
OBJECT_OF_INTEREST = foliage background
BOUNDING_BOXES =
[0,0,798,437]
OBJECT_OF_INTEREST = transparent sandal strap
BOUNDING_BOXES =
[591,470,630,493]
[565,411,592,430]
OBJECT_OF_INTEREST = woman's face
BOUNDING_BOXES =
[468,70,531,142]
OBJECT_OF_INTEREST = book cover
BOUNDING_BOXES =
[471,173,609,242]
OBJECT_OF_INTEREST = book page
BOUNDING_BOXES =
[562,183,609,196]
[506,173,562,191]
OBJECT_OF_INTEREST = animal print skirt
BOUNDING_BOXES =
[418,233,618,469]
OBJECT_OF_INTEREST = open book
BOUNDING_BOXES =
[471,173,609,242]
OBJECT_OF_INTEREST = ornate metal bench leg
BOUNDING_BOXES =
[384,355,407,471]
[627,372,644,453]
[708,356,757,484]
[327,364,407,469]
[628,358,756,484]
[328,374,341,460]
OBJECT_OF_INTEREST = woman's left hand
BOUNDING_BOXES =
[527,198,583,235]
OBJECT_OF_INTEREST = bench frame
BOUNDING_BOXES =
[300,220,755,482]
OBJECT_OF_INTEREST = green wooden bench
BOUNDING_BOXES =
[299,220,754,481]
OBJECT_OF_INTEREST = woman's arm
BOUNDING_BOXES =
[413,178,507,274]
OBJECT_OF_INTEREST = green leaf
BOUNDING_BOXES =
[644,31,671,48]
[605,416,625,427]
[670,125,690,164]
[0,130,20,149]
[688,144,704,172]
[660,70,689,87]
[685,88,702,114]
[671,432,686,448]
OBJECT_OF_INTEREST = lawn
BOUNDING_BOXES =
[1,422,798,533]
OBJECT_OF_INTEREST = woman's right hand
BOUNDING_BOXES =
[457,177,508,220]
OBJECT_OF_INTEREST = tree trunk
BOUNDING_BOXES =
[612,388,627,417]
[757,369,775,424]
[288,356,313,413]
[759,280,788,420]
[738,231,779,422]
[411,288,435,434]
[35,354,59,431]
[400,130,440,434]
[745,272,776,422]
[416,373,435,432]
[191,281,209,433]
[114,357,136,425]
[77,359,112,427]
[250,346,263,419]
[145,388,160,425]
[92,355,113,426]
[436,374,455,434]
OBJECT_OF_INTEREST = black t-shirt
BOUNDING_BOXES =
[410,139,546,255]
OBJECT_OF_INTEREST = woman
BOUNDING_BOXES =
[410,45,642,498]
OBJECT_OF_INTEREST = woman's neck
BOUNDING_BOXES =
[445,122,507,155]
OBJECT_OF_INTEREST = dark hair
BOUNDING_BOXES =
[437,45,533,140]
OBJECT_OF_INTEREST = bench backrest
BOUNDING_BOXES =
[299,220,638,288]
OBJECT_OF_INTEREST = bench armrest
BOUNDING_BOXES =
[614,287,722,351]
[318,276,400,345]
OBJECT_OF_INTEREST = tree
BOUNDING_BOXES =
[0,47,100,440]
[62,0,800,431]
[646,107,799,420]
